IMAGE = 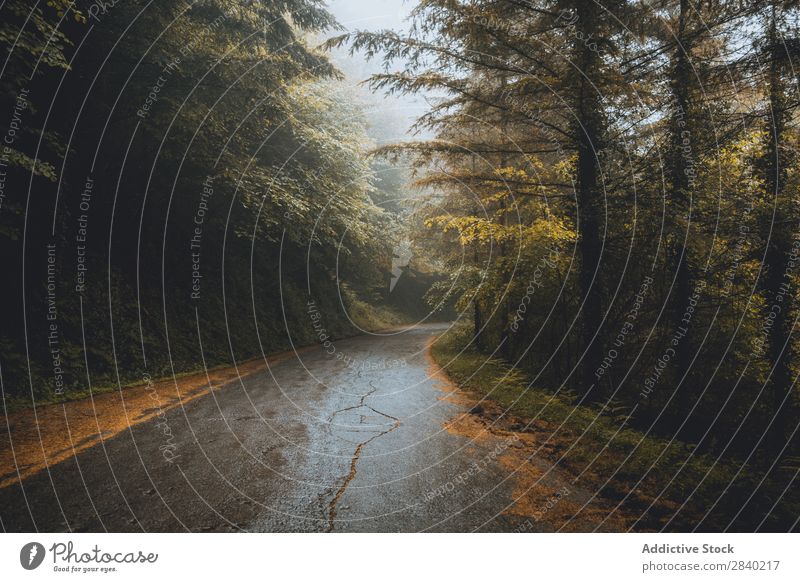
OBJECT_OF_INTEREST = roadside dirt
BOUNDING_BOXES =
[0,349,309,489]
[426,343,633,532]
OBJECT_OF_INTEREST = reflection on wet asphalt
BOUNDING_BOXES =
[0,323,604,532]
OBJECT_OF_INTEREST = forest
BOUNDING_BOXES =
[1,0,415,400]
[1,0,799,533]
[332,0,800,527]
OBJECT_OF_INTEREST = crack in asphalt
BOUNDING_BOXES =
[326,384,376,424]
[326,382,401,532]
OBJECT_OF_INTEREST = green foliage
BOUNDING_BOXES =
[339,0,800,485]
[0,0,408,402]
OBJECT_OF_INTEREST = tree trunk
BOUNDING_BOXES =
[762,5,792,451]
[669,0,695,422]
[573,0,605,397]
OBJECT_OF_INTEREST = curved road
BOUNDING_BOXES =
[0,324,615,532]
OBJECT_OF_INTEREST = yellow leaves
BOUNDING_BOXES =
[529,213,576,245]
[494,165,529,182]
[554,155,577,178]
[425,215,499,245]
[46,0,84,22]
[424,208,575,250]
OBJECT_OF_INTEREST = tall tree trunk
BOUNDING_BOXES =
[474,287,483,348]
[498,75,511,359]
[669,0,695,422]
[473,243,484,349]
[761,5,792,451]
[471,149,483,350]
[573,1,605,396]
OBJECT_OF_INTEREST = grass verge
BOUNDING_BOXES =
[430,326,799,532]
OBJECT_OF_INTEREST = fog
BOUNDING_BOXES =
[324,0,429,143]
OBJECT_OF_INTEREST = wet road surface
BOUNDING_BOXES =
[0,324,615,532]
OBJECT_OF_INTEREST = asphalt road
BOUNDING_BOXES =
[0,323,608,532]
